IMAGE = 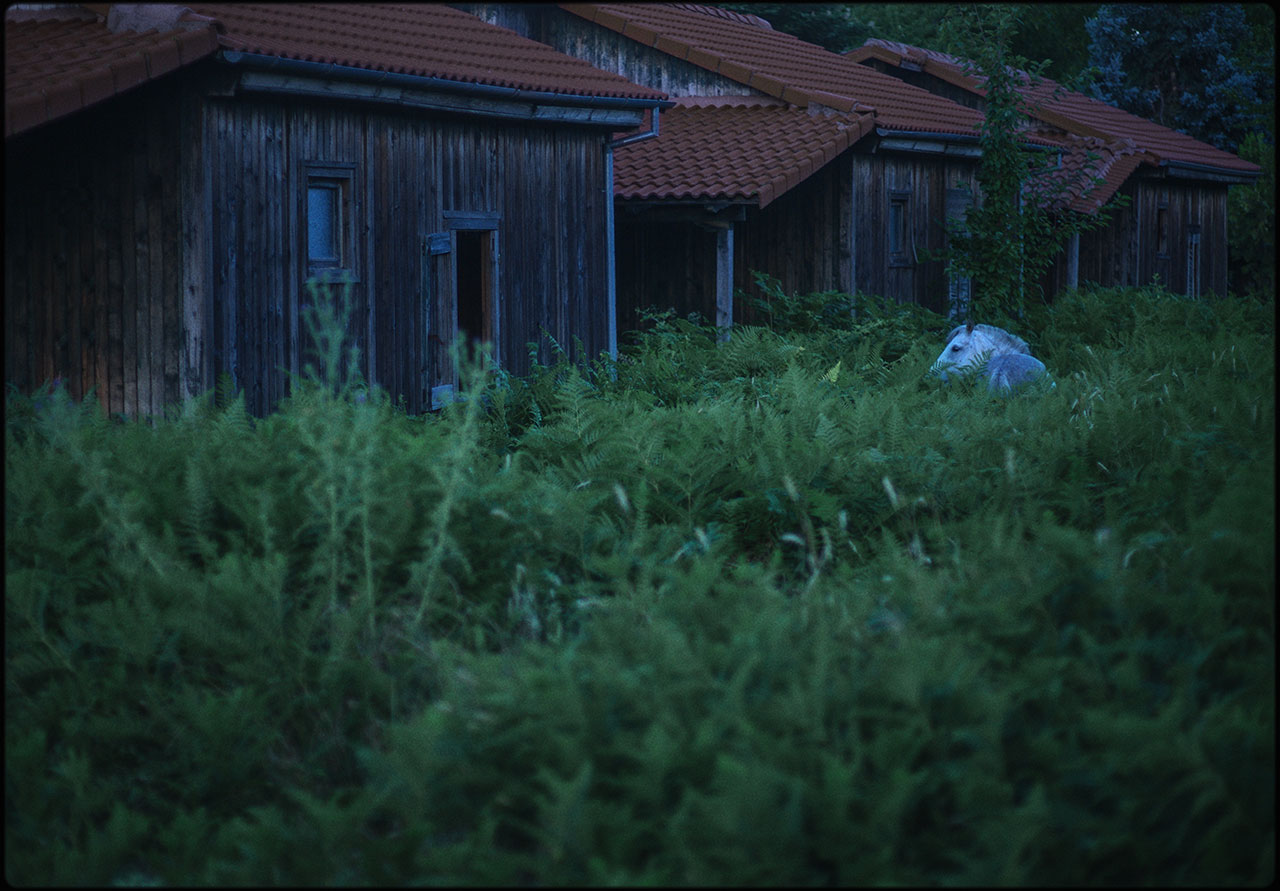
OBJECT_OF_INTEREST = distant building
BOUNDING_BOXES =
[848,38,1261,299]
[459,2,996,329]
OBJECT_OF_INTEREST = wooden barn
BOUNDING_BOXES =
[848,39,1262,299]
[4,2,668,417]
[458,2,997,330]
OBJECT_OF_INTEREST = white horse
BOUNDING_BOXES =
[932,321,1049,392]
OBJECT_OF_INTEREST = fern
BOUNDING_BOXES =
[5,284,1273,885]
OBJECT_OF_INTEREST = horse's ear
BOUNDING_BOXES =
[965,319,974,335]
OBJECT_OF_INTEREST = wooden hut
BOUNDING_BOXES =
[458,2,996,330]
[848,39,1262,299]
[4,2,668,417]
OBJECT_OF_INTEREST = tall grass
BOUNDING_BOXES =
[5,283,1274,885]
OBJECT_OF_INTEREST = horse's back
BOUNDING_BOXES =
[984,352,1048,392]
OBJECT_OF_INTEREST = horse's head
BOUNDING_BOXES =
[932,322,992,379]
[931,323,1033,381]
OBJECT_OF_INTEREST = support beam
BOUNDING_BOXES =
[714,224,734,343]
[605,145,618,361]
[1066,231,1080,291]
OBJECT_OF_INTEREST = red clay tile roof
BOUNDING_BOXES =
[613,96,874,208]
[6,3,666,138]
[187,3,667,100]
[666,4,773,30]
[849,38,1260,176]
[1030,132,1159,214]
[5,5,220,137]
[559,3,987,136]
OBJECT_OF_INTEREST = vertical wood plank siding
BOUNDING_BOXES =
[733,162,852,318]
[614,219,719,329]
[5,81,185,418]
[6,73,617,417]
[1039,177,1231,298]
[851,149,979,312]
[461,3,748,98]
[615,161,856,333]
[204,97,612,415]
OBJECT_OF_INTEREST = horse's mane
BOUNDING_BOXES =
[944,323,1032,355]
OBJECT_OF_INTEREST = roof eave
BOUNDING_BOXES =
[1158,158,1260,184]
[873,127,982,156]
[219,49,672,121]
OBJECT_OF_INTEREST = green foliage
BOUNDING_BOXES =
[720,2,871,53]
[6,283,1274,885]
[845,3,1100,85]
[1228,130,1277,299]
[938,4,1131,321]
[1085,3,1273,154]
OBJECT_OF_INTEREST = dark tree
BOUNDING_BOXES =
[721,3,871,52]
[1085,3,1271,153]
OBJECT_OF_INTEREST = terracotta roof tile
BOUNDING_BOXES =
[193,3,666,99]
[6,3,667,138]
[614,97,874,208]
[667,4,773,30]
[850,38,1260,176]
[560,3,986,136]
[654,35,688,59]
[1028,132,1159,213]
[5,10,221,137]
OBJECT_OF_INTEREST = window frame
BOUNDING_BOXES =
[888,189,913,268]
[1155,199,1170,259]
[303,161,359,282]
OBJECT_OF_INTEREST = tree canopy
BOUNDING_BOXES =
[1085,3,1274,153]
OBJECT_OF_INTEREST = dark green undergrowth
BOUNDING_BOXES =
[6,284,1275,885]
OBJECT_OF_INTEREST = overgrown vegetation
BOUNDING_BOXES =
[938,4,1131,321]
[6,283,1274,885]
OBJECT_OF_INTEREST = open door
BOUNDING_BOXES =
[426,216,499,410]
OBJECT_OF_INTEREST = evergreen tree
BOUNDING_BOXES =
[1085,3,1271,153]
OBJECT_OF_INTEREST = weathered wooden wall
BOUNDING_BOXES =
[5,79,187,419]
[6,71,615,417]
[860,59,986,113]
[459,3,751,97]
[614,159,854,332]
[1039,177,1231,298]
[200,93,614,415]
[614,216,719,330]
[850,147,980,313]
[733,160,852,315]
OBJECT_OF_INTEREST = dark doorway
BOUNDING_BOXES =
[455,229,495,350]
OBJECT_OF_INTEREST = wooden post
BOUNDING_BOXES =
[714,222,733,343]
[605,144,618,360]
[1066,231,1080,291]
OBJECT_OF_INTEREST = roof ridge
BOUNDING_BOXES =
[665,3,773,30]
[562,4,987,136]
